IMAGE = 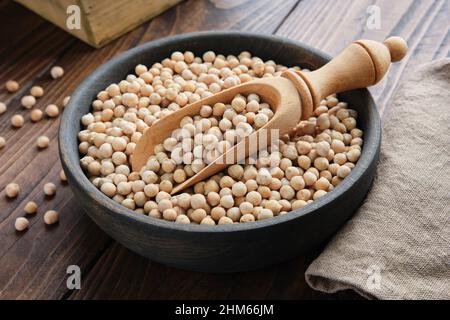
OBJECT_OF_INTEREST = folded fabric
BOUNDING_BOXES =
[305,58,450,300]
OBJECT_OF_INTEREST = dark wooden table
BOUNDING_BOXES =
[0,0,448,300]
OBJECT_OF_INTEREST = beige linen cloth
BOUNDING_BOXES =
[305,59,450,300]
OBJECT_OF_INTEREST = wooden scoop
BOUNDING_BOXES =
[132,37,407,194]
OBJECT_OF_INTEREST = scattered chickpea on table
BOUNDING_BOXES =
[50,66,64,79]
[15,217,29,231]
[11,114,24,128]
[2,66,67,232]
[0,101,8,114]
[43,210,59,225]
[5,183,20,198]
[37,135,50,149]
[43,182,57,196]
[6,80,19,93]
[24,201,38,215]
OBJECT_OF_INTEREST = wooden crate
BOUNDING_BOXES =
[15,0,182,48]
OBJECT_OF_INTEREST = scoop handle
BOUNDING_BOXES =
[297,37,407,107]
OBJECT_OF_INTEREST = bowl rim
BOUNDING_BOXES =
[59,30,381,234]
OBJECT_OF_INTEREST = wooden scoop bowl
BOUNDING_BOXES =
[132,37,407,194]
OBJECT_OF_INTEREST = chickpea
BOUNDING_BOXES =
[280,185,295,200]
[334,153,347,165]
[45,104,59,118]
[31,109,43,122]
[347,148,361,162]
[204,180,219,194]
[254,113,268,128]
[60,170,68,182]
[24,201,38,214]
[207,192,220,206]
[117,182,132,196]
[303,172,317,186]
[50,66,64,79]
[316,141,330,157]
[163,208,177,221]
[210,206,226,221]
[203,51,216,62]
[21,95,36,109]
[191,194,206,209]
[218,216,233,224]
[226,207,241,222]
[30,86,44,98]
[256,168,272,186]
[43,210,59,225]
[15,217,29,231]
[314,177,330,191]
[297,189,312,201]
[342,117,357,131]
[63,96,71,107]
[0,137,6,150]
[257,208,273,220]
[296,141,312,155]
[6,80,20,92]
[264,199,282,215]
[5,183,20,198]
[337,165,351,178]
[0,135,7,149]
[220,195,234,209]
[191,208,207,223]
[331,139,345,153]
[228,164,244,180]
[314,157,329,171]
[231,181,247,197]
[290,176,305,191]
[246,191,262,206]
[0,102,6,114]
[11,114,24,128]
[240,213,255,223]
[238,201,253,215]
[297,155,311,170]
[292,200,307,210]
[43,182,57,196]
[175,214,190,224]
[160,180,173,193]
[313,190,327,200]
[200,216,216,225]
[231,96,246,112]
[316,113,329,130]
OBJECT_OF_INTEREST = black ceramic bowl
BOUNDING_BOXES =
[59,31,381,273]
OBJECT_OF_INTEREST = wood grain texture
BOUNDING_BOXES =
[0,0,447,300]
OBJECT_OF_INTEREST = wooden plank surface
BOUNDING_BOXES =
[0,0,448,300]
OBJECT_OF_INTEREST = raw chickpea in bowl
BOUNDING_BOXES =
[60,31,380,272]
[77,51,362,225]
